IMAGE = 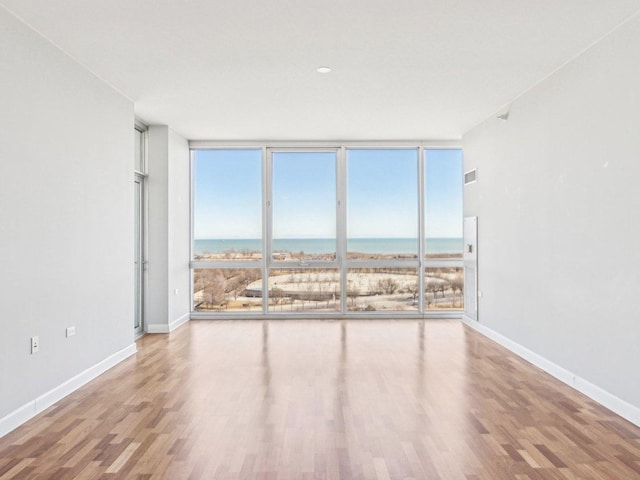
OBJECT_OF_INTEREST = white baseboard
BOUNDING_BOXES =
[169,312,190,332]
[461,316,640,428]
[146,312,190,334]
[0,343,137,438]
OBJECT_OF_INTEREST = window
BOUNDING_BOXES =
[424,149,464,311]
[271,151,337,261]
[346,268,418,312]
[193,268,262,312]
[191,146,463,315]
[425,266,464,311]
[193,149,262,261]
[347,149,418,260]
[134,126,145,172]
[267,268,341,312]
[425,149,463,260]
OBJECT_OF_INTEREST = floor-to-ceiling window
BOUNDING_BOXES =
[424,149,464,311]
[346,149,419,312]
[191,145,463,316]
[192,149,263,311]
[267,150,341,312]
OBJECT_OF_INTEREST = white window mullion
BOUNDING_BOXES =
[189,149,195,312]
[418,147,425,314]
[263,147,271,313]
[338,147,347,314]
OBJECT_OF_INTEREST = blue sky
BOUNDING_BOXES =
[193,148,462,239]
[347,149,418,238]
[425,149,463,238]
[273,152,336,238]
[194,149,263,239]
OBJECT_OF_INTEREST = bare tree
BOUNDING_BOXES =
[377,277,399,295]
[225,275,242,301]
[406,282,419,303]
[451,277,463,308]
[425,278,439,307]
[203,270,226,308]
[270,287,285,311]
[304,282,317,309]
[438,282,450,306]
[240,269,261,293]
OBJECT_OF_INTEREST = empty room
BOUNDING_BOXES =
[1,1,639,479]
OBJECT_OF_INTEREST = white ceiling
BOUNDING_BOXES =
[2,1,640,141]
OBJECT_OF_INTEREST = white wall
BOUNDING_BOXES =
[146,127,190,332]
[147,126,170,329]
[463,15,640,419]
[0,8,135,423]
[168,130,191,323]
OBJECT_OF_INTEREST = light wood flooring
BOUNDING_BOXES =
[1,320,639,479]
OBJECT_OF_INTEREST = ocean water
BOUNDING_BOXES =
[194,238,463,255]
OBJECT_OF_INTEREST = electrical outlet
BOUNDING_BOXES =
[66,326,76,337]
[31,336,39,354]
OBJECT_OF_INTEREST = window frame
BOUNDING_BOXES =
[190,142,463,318]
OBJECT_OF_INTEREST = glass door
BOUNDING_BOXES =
[134,174,145,334]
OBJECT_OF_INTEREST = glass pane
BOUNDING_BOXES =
[425,267,463,310]
[272,152,336,261]
[134,180,142,329]
[193,268,263,312]
[346,268,418,312]
[347,149,418,260]
[193,150,262,261]
[267,269,341,312]
[425,149,463,259]
[134,129,143,172]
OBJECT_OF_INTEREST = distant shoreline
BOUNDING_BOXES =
[194,251,463,261]
[194,237,463,258]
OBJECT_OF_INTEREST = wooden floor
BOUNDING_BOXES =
[1,320,639,479]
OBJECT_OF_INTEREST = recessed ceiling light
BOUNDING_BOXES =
[316,67,332,73]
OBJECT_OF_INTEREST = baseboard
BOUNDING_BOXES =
[461,316,640,428]
[146,312,190,334]
[0,343,137,438]
[0,403,36,440]
[169,312,190,332]
[145,323,169,333]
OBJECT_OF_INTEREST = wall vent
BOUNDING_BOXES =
[464,169,477,185]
